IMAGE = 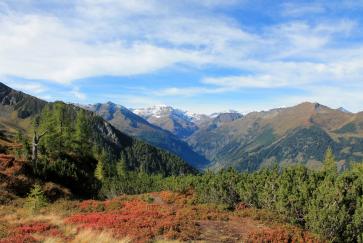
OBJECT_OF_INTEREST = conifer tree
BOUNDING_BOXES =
[116,152,128,177]
[95,160,104,181]
[24,183,48,214]
[322,147,337,176]
[95,149,107,181]
[74,109,91,154]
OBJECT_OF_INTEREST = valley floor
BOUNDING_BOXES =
[0,191,322,243]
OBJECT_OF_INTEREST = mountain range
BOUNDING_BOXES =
[84,103,210,169]
[2,81,363,173]
[87,101,363,172]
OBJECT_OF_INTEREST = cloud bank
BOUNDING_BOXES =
[1,0,363,112]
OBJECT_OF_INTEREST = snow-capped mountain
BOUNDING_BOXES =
[132,105,199,139]
[84,102,210,168]
[133,105,192,120]
[337,107,351,113]
[131,105,243,139]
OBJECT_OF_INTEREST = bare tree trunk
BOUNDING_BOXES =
[31,130,47,163]
[32,133,37,162]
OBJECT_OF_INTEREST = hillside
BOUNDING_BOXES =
[0,82,47,142]
[0,82,195,197]
[187,102,363,171]
[85,102,210,169]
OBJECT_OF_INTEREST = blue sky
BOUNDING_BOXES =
[1,0,363,114]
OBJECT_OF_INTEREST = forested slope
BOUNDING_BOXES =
[0,82,195,197]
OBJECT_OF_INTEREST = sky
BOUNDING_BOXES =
[1,0,363,114]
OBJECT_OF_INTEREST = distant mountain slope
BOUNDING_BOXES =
[0,82,195,196]
[187,102,363,171]
[85,102,210,169]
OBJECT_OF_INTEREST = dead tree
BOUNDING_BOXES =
[32,130,47,163]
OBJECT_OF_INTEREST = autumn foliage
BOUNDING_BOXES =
[0,221,63,243]
[0,191,325,243]
[66,195,201,242]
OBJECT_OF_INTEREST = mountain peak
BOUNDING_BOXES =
[337,107,351,113]
[210,109,241,118]
[293,102,331,113]
[106,101,116,106]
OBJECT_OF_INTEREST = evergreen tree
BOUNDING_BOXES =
[322,147,337,175]
[116,152,127,177]
[24,184,48,214]
[94,149,107,181]
[14,130,23,159]
[95,160,104,181]
[74,109,91,155]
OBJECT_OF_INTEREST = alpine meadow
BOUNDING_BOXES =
[1,1,363,242]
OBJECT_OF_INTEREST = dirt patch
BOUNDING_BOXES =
[198,216,268,243]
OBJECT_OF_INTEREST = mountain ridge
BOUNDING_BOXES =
[84,102,210,169]
[187,102,363,171]
[82,100,363,172]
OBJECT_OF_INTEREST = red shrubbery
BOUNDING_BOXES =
[0,191,324,243]
[0,221,62,243]
[66,194,201,242]
[0,234,37,243]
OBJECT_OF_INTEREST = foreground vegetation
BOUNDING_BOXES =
[0,191,321,243]
[99,149,363,242]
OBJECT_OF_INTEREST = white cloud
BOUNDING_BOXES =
[0,0,265,84]
[0,1,358,85]
[202,75,287,88]
[4,80,47,94]
[71,87,87,100]
[281,2,326,16]
[154,86,230,96]
[0,14,211,83]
